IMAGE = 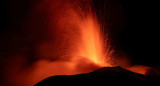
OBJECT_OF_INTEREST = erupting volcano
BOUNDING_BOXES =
[1,0,160,86]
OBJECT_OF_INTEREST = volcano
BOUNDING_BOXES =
[35,67,160,86]
[1,0,160,86]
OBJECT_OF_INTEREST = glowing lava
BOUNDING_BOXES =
[57,0,110,65]
[45,0,112,67]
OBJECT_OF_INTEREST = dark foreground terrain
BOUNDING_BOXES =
[35,67,160,86]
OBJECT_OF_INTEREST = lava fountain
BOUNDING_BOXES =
[46,0,112,66]
[2,0,113,86]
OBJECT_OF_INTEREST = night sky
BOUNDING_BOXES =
[0,0,160,85]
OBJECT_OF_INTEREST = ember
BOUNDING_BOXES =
[1,0,160,86]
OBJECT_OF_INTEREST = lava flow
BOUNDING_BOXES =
[2,0,113,86]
